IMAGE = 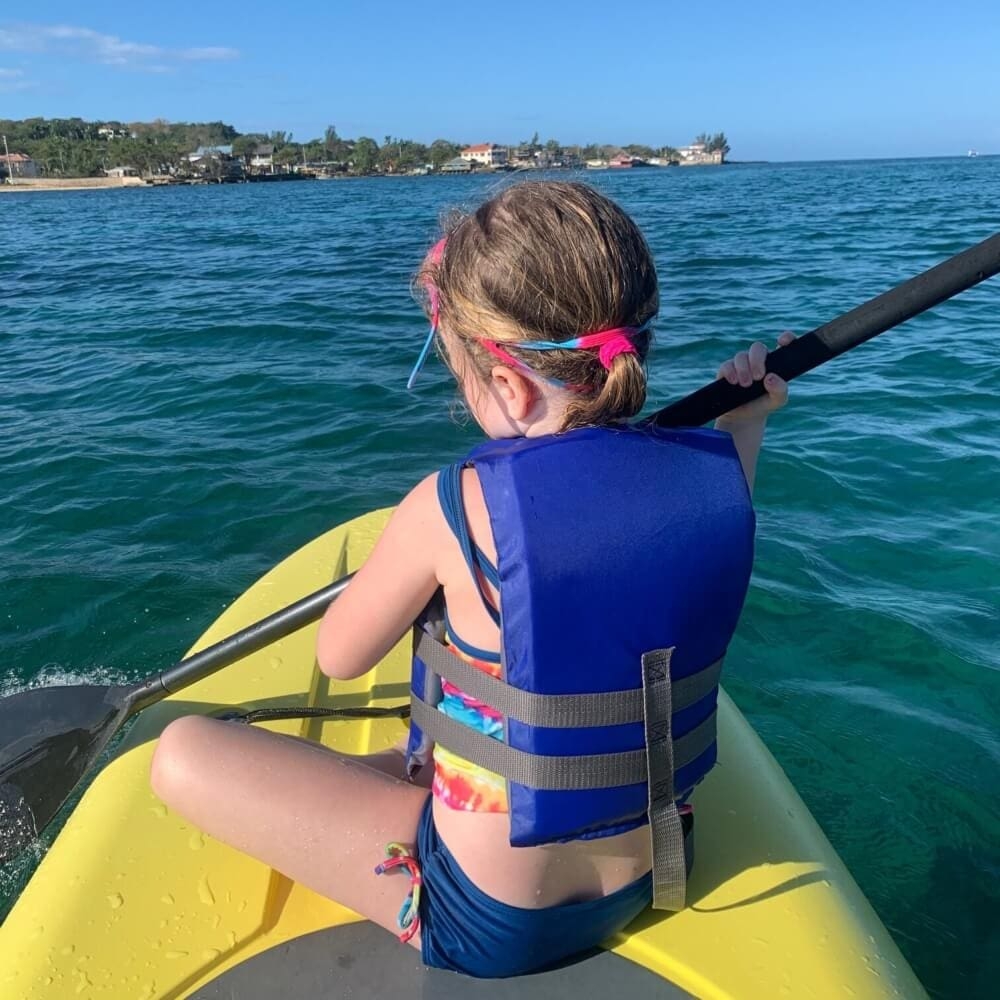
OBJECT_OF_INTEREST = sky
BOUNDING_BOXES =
[1,1,998,161]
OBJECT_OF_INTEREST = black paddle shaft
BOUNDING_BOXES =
[652,231,1000,428]
[124,574,354,714]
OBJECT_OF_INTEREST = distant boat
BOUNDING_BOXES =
[968,150,979,157]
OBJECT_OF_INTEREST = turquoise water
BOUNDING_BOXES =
[2,160,998,996]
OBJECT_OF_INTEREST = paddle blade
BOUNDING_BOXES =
[0,684,129,863]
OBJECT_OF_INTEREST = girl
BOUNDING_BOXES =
[151,181,791,978]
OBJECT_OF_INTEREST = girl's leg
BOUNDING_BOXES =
[150,715,429,944]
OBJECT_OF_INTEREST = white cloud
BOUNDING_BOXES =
[0,23,238,69]
[0,66,33,91]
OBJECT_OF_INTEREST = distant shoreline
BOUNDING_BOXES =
[0,177,148,193]
[3,154,994,194]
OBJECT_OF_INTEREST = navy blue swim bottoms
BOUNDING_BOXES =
[416,797,653,978]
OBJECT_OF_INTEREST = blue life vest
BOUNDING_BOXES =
[406,423,755,909]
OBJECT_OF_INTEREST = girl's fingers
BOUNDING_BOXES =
[718,358,738,384]
[763,373,788,407]
[733,351,752,386]
[719,333,795,393]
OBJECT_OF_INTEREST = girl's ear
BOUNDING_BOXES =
[489,365,538,421]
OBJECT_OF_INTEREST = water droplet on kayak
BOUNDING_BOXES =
[161,894,175,905]
[225,931,237,948]
[189,832,205,850]
[197,875,215,905]
[60,945,75,956]
[201,948,221,961]
[150,804,167,819]
[165,950,189,960]
[211,914,222,929]
[270,657,283,668]
[236,899,248,913]
[107,893,124,909]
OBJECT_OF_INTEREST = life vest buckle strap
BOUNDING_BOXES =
[409,694,650,789]
[641,648,688,912]
[409,685,718,792]
[413,630,723,727]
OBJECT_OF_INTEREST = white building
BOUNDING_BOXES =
[676,142,723,165]
[250,144,274,172]
[460,143,508,167]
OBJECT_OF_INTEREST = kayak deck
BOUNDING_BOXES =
[0,509,925,999]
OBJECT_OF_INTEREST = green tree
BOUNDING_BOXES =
[323,125,350,161]
[352,136,380,174]
[302,140,326,164]
[274,143,301,168]
[708,132,730,157]
[692,132,730,158]
[429,139,461,170]
[232,134,266,159]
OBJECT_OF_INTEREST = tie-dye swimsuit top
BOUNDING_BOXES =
[431,464,508,814]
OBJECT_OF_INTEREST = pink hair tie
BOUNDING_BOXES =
[596,333,637,370]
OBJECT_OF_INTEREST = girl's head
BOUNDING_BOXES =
[411,182,659,436]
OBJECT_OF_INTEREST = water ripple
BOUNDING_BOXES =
[3,159,999,996]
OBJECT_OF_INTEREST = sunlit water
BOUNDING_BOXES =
[2,159,998,997]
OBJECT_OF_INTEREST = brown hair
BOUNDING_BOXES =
[418,181,659,431]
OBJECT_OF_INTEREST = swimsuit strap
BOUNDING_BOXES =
[437,463,501,627]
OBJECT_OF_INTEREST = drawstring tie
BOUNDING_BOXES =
[374,842,422,942]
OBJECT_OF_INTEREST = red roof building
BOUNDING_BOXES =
[0,152,39,179]
[459,143,508,167]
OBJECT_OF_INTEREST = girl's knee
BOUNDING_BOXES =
[149,714,220,804]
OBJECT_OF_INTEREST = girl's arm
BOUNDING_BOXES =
[316,473,442,680]
[713,332,794,494]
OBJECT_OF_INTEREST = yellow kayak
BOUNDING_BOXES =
[0,509,926,998]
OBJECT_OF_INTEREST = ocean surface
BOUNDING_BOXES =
[2,159,998,997]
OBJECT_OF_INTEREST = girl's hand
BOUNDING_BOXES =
[716,331,796,424]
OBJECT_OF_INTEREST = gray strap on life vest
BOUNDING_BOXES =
[410,695,649,789]
[413,630,721,727]
[409,689,716,790]
[641,647,687,912]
